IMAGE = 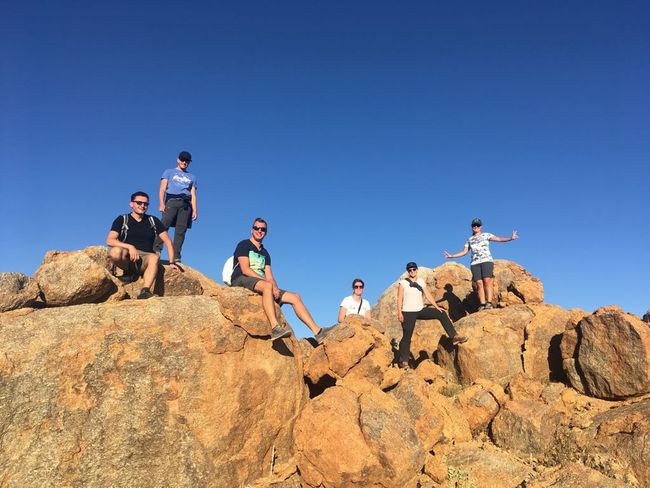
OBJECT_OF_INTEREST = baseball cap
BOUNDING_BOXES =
[178,151,192,162]
[405,261,418,270]
[471,218,482,227]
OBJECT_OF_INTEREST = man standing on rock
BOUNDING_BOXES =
[229,217,335,342]
[153,150,198,263]
[107,191,179,299]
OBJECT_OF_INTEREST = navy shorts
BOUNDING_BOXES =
[471,261,494,281]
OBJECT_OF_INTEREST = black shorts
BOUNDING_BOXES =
[471,262,494,281]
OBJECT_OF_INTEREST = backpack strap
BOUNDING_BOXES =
[119,214,129,241]
[148,216,157,235]
[406,278,424,294]
[357,299,364,314]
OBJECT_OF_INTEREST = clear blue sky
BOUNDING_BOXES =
[2,1,649,337]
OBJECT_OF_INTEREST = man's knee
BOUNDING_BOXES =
[281,291,301,304]
[145,254,160,268]
[108,247,125,262]
[254,280,273,294]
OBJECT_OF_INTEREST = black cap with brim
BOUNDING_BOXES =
[178,151,192,162]
[471,218,482,227]
[406,262,418,270]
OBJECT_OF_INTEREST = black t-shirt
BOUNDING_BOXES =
[231,239,271,280]
[110,214,167,253]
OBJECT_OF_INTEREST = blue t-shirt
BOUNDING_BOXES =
[162,168,197,196]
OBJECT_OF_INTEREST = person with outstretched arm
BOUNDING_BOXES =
[444,218,518,310]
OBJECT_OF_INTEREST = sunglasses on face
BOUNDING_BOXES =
[407,268,417,272]
[179,158,191,163]
[252,226,267,232]
[132,201,149,206]
[353,285,364,289]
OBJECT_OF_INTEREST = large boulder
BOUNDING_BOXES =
[0,295,305,488]
[454,379,505,435]
[34,247,119,306]
[492,259,544,307]
[437,305,534,386]
[301,316,393,389]
[0,272,41,312]
[561,308,650,399]
[293,383,424,488]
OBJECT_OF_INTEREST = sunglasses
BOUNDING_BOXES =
[407,268,417,272]
[353,285,364,289]
[252,226,267,232]
[132,200,149,206]
[179,158,191,163]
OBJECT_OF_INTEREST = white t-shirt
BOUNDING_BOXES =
[466,232,494,265]
[399,278,426,312]
[340,296,371,316]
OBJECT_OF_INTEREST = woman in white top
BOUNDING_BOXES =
[338,278,372,322]
[396,262,468,369]
[444,217,518,311]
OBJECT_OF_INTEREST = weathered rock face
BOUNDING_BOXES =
[0,272,41,312]
[493,259,544,307]
[0,296,306,488]
[580,397,650,487]
[302,316,393,389]
[454,380,504,435]
[562,309,650,399]
[522,305,582,383]
[437,306,534,386]
[35,247,119,306]
[293,384,424,488]
[446,443,533,488]
[526,462,631,488]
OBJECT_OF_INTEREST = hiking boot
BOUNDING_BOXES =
[270,325,292,341]
[137,288,158,300]
[484,302,493,309]
[118,273,137,284]
[452,335,469,345]
[315,325,335,344]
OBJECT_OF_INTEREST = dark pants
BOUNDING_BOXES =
[399,307,457,363]
[154,198,191,260]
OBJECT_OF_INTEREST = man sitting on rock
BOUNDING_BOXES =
[230,217,334,342]
[106,191,179,299]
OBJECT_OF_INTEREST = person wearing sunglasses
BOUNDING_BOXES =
[230,218,335,343]
[444,218,518,311]
[338,278,372,322]
[153,150,198,263]
[107,191,180,299]
[396,262,468,369]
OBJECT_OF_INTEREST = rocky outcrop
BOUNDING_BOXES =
[0,272,41,312]
[2,247,647,487]
[0,295,305,488]
[561,308,650,399]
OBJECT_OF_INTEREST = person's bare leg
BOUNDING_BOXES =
[254,280,278,327]
[475,279,486,305]
[108,247,131,272]
[142,254,160,289]
[484,277,494,304]
[280,291,319,334]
